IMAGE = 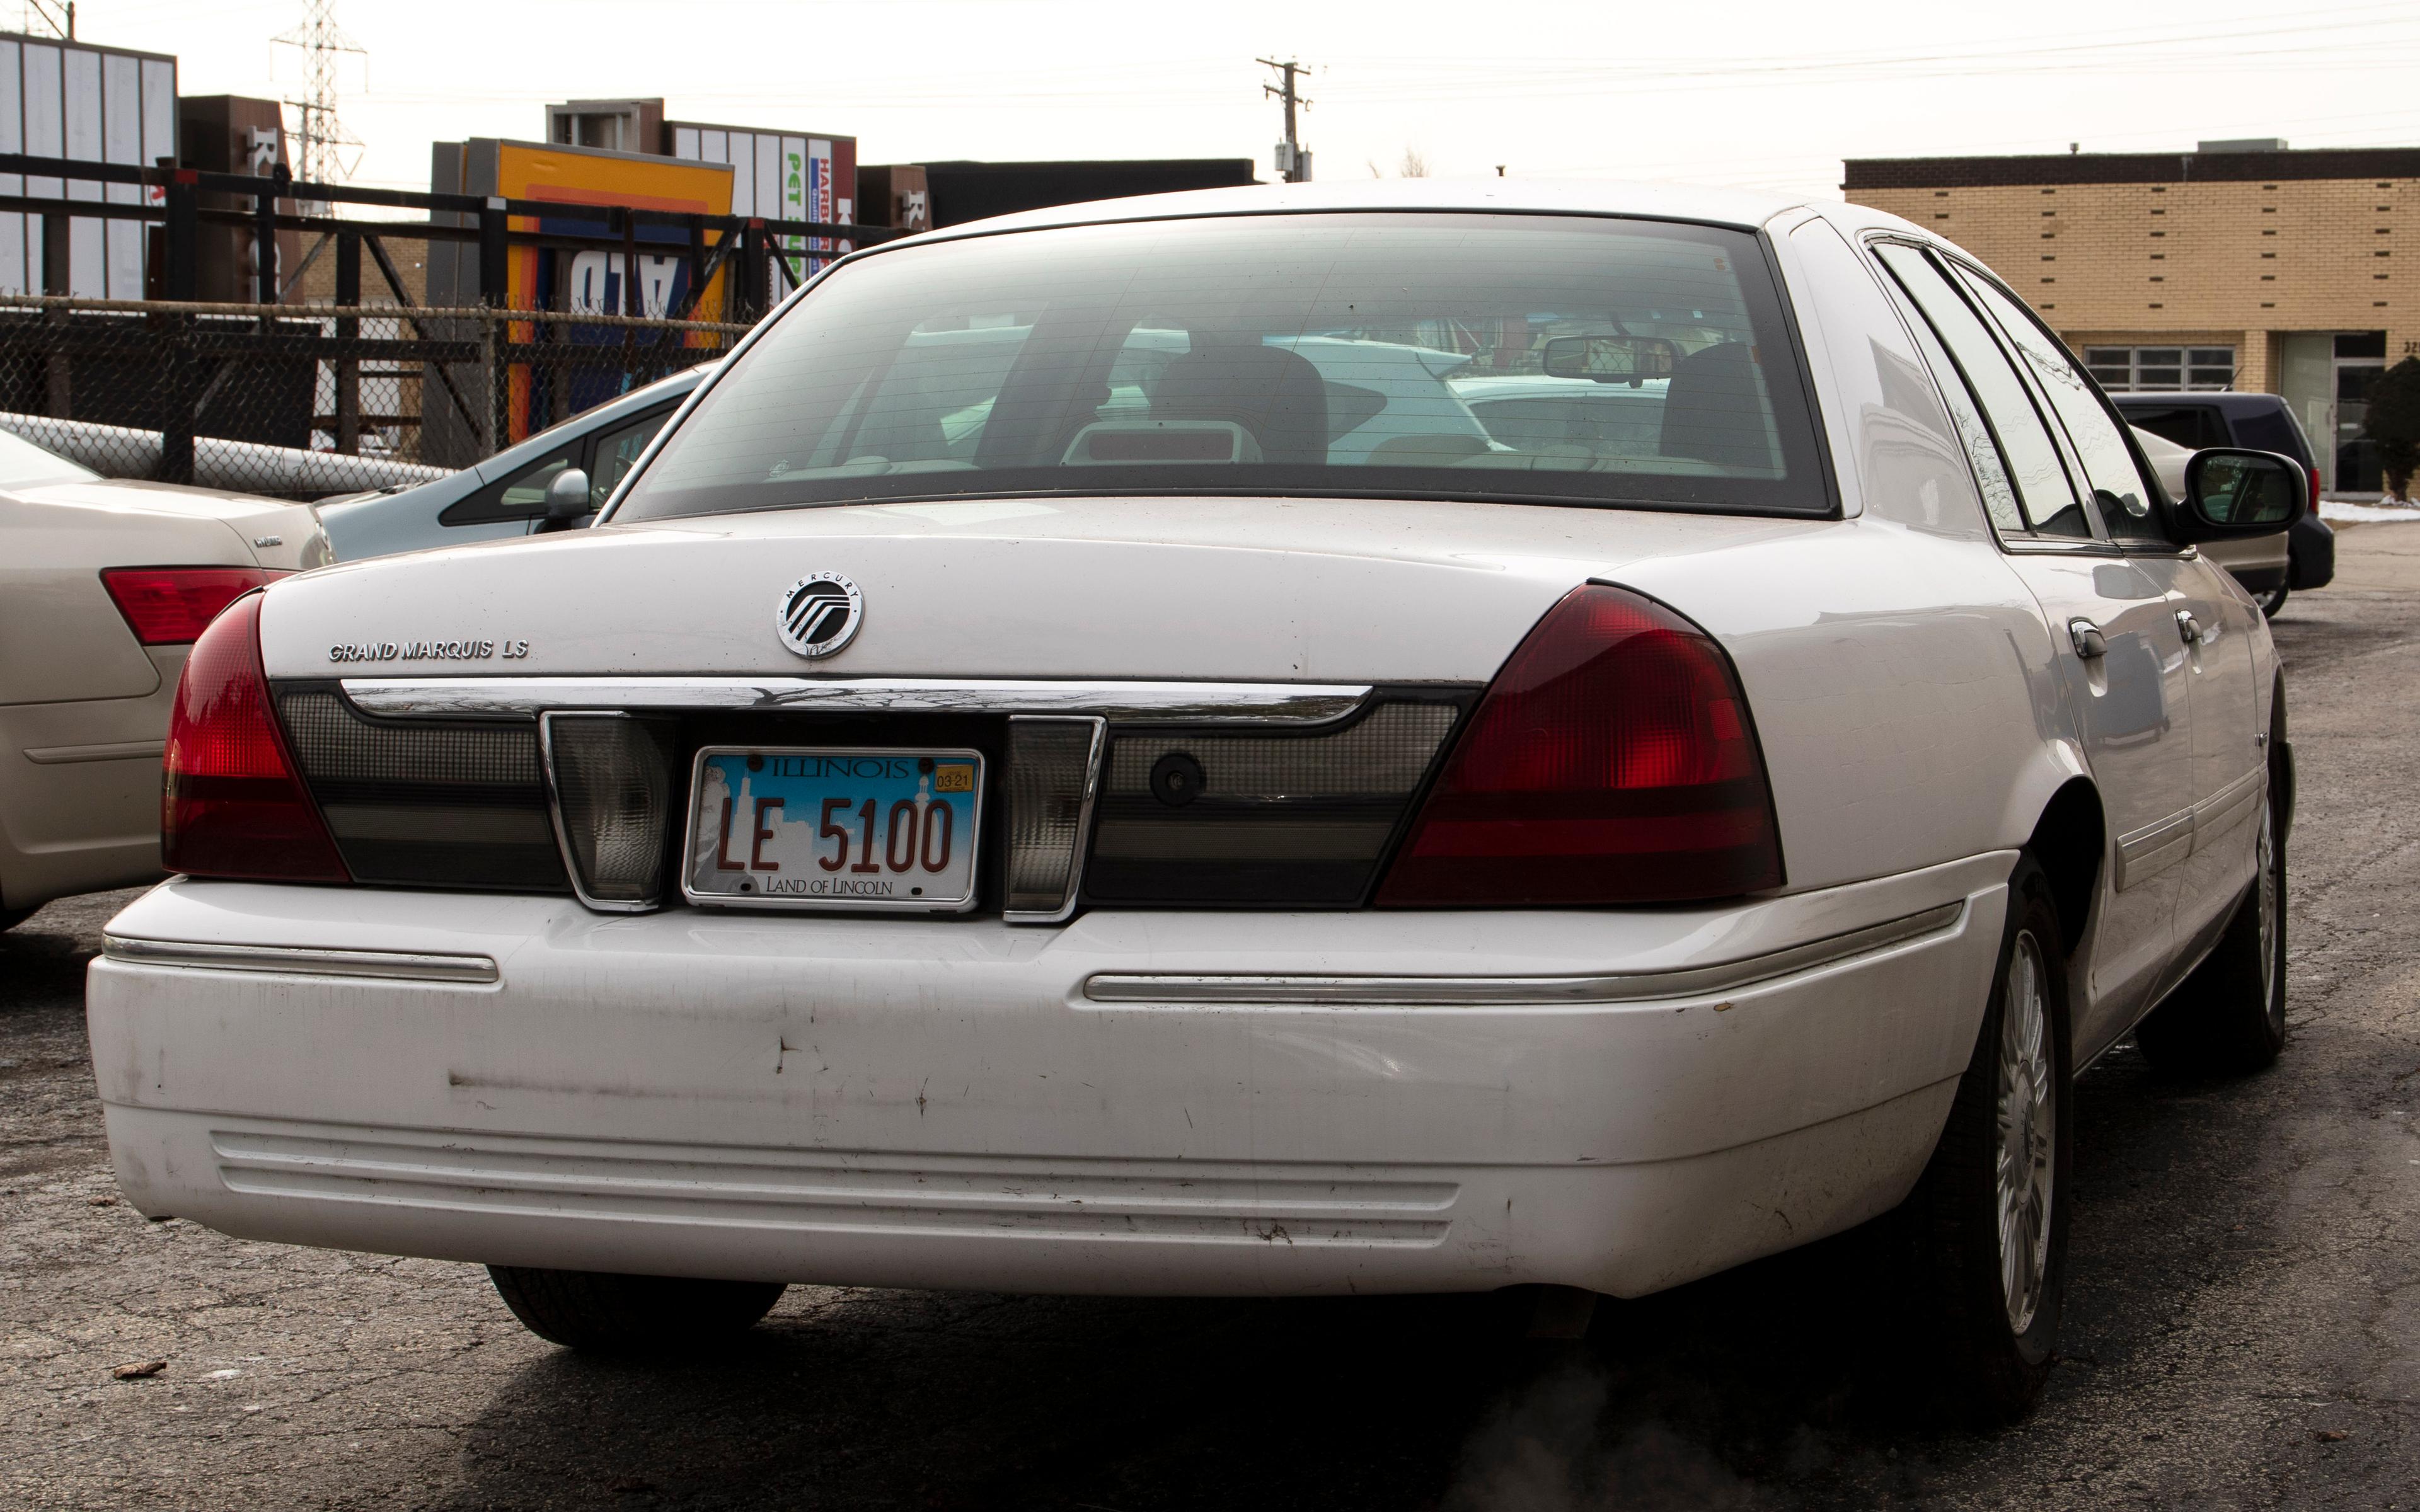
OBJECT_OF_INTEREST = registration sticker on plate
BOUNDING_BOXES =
[684,747,984,911]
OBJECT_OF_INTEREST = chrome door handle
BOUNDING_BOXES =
[2068,618,2107,660]
[2175,609,2203,644]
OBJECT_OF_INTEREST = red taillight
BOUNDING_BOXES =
[2308,457,2321,517]
[102,566,286,646]
[1376,583,1782,907]
[161,591,349,882]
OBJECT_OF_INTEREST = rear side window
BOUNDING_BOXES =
[2229,406,2313,466]
[1951,268,2160,539]
[441,447,575,527]
[587,406,674,507]
[614,213,1829,521]
[1872,243,2089,538]
[2122,404,2229,452]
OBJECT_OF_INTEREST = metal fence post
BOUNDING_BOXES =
[42,305,69,419]
[254,183,278,306]
[751,218,770,325]
[480,197,509,451]
[481,312,503,455]
[334,231,360,455]
[478,197,507,306]
[164,169,197,302]
[159,313,196,485]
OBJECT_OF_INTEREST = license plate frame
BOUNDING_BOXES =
[681,745,986,913]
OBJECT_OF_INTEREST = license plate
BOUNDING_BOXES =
[684,747,984,911]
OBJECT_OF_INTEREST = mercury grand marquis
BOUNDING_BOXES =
[88,180,2307,1423]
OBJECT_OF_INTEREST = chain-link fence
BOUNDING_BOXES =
[0,295,751,499]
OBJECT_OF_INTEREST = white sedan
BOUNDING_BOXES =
[1,432,328,927]
[87,180,2304,1423]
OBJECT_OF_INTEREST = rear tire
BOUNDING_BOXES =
[1893,856,2072,1424]
[2134,766,2286,1077]
[2260,584,2289,619]
[487,1266,786,1353]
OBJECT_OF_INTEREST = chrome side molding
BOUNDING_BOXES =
[1081,902,1966,1007]
[340,676,1376,726]
[103,936,502,985]
[2114,811,2194,891]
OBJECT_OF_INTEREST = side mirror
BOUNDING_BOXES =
[2176,448,2307,542]
[541,467,592,526]
[1540,335,1678,387]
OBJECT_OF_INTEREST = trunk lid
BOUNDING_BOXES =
[258,496,1809,681]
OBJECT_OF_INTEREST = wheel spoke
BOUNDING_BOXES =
[1996,928,2054,1336]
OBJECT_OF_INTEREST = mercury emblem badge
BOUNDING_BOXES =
[775,573,863,658]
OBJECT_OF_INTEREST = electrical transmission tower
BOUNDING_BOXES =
[275,0,366,192]
[21,2,72,38]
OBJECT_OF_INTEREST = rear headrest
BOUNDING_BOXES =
[1153,343,1330,466]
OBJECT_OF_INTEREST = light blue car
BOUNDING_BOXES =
[317,362,714,561]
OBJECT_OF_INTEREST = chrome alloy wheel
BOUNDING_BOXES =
[2257,797,2282,1032]
[1996,930,2056,1336]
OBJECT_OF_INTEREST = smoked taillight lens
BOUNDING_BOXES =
[1376,583,1782,907]
[101,566,285,646]
[161,591,350,882]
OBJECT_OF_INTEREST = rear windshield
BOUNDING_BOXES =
[611,212,1828,521]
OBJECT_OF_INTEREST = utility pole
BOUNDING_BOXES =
[275,0,366,200]
[1258,57,1313,183]
[23,1,73,38]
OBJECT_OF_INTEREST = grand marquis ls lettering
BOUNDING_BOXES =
[91,180,2307,1424]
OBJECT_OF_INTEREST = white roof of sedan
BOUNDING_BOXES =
[898,177,1821,247]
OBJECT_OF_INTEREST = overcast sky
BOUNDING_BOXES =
[45,0,2420,204]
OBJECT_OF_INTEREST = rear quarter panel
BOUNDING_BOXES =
[1624,521,2074,893]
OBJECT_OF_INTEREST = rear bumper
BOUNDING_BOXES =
[88,856,2010,1298]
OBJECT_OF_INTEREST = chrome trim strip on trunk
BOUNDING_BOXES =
[1081,901,1966,1007]
[338,677,1377,726]
[101,936,502,985]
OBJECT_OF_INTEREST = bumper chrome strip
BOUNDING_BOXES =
[1081,901,1967,1007]
[339,676,1376,726]
[103,936,501,985]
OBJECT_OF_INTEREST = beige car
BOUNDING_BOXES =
[1,432,328,927]
[2133,424,2290,590]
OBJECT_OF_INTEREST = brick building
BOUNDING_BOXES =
[1845,142,2416,494]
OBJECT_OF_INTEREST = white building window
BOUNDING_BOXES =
[2083,346,2237,392]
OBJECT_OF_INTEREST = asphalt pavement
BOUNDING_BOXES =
[6,524,2420,1510]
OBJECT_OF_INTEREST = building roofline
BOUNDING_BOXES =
[1843,146,2420,191]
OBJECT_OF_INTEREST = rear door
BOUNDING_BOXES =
[1872,241,2195,1053]
[1951,266,2264,976]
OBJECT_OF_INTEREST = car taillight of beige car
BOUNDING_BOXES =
[0,430,329,927]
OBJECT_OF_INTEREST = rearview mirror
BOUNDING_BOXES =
[1540,335,1678,387]
[2177,448,2307,542]
[541,467,592,525]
